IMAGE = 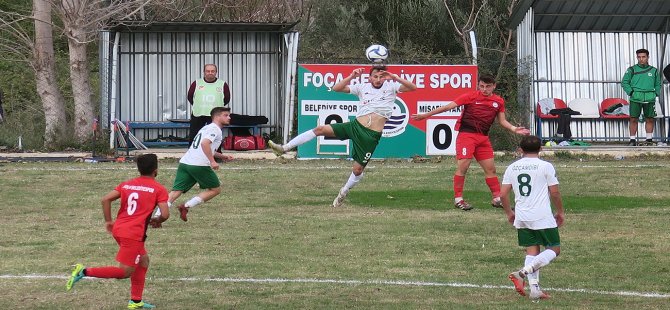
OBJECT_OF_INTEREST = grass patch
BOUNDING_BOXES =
[1,159,669,308]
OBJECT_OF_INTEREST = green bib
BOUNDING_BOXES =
[192,79,226,117]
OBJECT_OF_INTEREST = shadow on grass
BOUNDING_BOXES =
[562,196,667,212]
[279,190,668,212]
[347,189,497,211]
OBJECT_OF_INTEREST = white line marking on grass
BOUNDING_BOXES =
[2,274,668,299]
[4,163,670,173]
[0,166,358,172]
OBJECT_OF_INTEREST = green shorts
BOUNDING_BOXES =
[172,163,220,192]
[629,101,656,118]
[330,119,382,166]
[517,227,561,247]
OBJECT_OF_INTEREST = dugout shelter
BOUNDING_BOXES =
[509,0,670,142]
[99,22,300,148]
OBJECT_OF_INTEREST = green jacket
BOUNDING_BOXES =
[621,64,661,103]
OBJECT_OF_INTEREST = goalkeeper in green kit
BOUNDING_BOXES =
[621,48,661,146]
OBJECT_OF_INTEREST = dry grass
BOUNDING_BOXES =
[0,158,669,309]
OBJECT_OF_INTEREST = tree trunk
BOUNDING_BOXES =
[59,0,94,143]
[33,0,67,148]
[67,28,94,143]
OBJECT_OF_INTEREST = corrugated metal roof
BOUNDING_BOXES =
[110,21,299,33]
[509,0,670,32]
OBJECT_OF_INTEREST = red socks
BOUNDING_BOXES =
[454,175,500,199]
[485,176,501,198]
[453,175,465,199]
[85,266,126,279]
[83,265,148,301]
[130,265,148,301]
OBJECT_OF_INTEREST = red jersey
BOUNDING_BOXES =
[453,91,505,135]
[112,176,168,242]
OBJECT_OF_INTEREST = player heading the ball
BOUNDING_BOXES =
[269,65,417,207]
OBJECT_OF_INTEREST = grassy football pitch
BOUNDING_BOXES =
[1,157,669,309]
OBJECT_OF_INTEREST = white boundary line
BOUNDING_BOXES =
[2,163,670,172]
[1,274,668,299]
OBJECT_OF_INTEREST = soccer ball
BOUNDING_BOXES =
[366,44,388,63]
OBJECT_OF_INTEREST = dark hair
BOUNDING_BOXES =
[136,153,158,176]
[370,64,387,75]
[636,49,649,56]
[211,106,231,117]
[519,135,542,154]
[479,74,496,84]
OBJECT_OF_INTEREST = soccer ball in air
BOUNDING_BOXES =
[366,44,388,63]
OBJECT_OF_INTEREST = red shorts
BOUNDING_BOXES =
[455,132,494,160]
[114,236,147,267]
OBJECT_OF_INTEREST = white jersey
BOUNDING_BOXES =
[502,157,560,230]
[179,123,223,166]
[348,80,401,119]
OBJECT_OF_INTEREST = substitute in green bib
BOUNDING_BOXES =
[621,48,661,146]
[187,64,231,143]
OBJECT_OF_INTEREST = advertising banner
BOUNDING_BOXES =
[297,64,477,159]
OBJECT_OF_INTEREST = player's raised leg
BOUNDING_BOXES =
[269,125,336,156]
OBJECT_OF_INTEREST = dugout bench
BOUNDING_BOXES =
[125,121,273,147]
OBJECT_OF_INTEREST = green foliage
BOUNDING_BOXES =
[298,0,465,63]
[298,0,527,150]
[0,0,524,151]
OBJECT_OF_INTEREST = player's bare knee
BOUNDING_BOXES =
[352,166,364,176]
[550,247,561,256]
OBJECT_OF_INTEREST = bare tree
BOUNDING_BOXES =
[491,0,518,81]
[51,0,152,143]
[0,1,68,148]
[443,0,488,59]
[143,0,304,22]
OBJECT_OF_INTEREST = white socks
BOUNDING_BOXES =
[646,133,653,140]
[185,196,204,208]
[155,198,201,217]
[342,172,363,193]
[524,255,539,285]
[284,130,317,151]
[523,249,557,275]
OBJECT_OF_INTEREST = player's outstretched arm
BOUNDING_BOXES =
[411,101,457,121]
[332,68,364,93]
[379,70,417,92]
[497,111,530,135]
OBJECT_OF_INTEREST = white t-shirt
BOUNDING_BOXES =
[348,80,401,119]
[502,157,560,230]
[180,123,223,166]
